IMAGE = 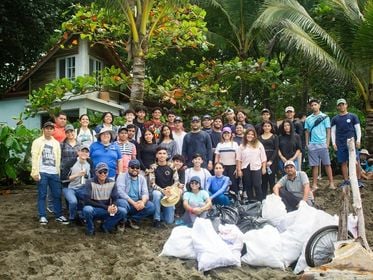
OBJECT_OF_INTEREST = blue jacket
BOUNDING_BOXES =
[116,172,149,201]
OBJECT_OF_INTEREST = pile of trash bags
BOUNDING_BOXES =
[160,194,358,273]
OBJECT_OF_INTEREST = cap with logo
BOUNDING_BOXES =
[191,116,201,122]
[336,98,347,106]
[285,106,295,113]
[284,160,296,168]
[95,162,109,172]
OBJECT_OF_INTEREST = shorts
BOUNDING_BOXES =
[308,147,331,166]
[336,144,359,163]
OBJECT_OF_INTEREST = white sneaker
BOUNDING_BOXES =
[39,217,48,225]
[55,216,69,225]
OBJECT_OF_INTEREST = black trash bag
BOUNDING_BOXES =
[238,201,262,218]
[237,216,268,233]
[210,217,221,233]
[207,205,222,219]
[220,206,240,225]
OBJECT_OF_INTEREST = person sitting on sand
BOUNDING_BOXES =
[116,159,155,230]
[60,144,94,223]
[80,162,126,235]
[273,160,314,212]
[183,176,212,226]
[361,157,373,180]
[148,147,179,228]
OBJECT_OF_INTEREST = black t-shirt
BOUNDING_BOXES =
[154,165,174,188]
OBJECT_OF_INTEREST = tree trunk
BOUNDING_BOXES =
[365,111,373,152]
[130,55,146,109]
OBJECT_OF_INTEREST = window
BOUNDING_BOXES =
[89,57,103,80]
[57,56,76,80]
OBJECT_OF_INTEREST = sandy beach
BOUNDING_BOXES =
[0,177,371,280]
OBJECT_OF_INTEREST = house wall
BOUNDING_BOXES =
[0,98,40,128]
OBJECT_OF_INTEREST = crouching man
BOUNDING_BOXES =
[273,160,313,212]
[81,162,126,235]
[116,159,155,229]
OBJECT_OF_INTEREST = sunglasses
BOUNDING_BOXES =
[98,170,108,175]
[190,181,199,185]
[130,166,140,170]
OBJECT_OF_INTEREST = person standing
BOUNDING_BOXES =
[75,114,96,146]
[172,116,187,155]
[144,107,164,140]
[304,98,335,190]
[31,121,69,225]
[94,112,118,137]
[201,114,213,132]
[331,98,363,187]
[278,120,302,173]
[134,106,147,133]
[115,127,137,173]
[255,108,278,135]
[52,112,68,143]
[182,116,213,170]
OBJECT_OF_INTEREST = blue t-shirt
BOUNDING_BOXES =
[89,141,122,178]
[128,178,140,201]
[331,113,359,145]
[305,112,330,144]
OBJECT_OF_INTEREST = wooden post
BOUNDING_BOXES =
[347,138,371,251]
[338,186,349,241]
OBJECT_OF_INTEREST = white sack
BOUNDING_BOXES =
[218,224,244,263]
[192,218,240,271]
[159,226,196,259]
[241,225,285,270]
[262,194,287,228]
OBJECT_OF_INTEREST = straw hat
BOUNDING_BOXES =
[96,127,116,140]
[161,185,181,207]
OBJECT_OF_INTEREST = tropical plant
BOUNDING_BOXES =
[62,1,208,108]
[254,0,373,150]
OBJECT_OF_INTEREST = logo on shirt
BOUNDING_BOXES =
[165,170,171,176]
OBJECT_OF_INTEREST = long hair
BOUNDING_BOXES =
[158,124,174,143]
[279,119,295,142]
[261,120,274,134]
[140,129,156,144]
[242,127,259,148]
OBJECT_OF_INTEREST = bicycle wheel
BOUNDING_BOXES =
[305,225,354,267]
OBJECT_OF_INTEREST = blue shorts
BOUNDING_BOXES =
[308,147,331,166]
[336,145,359,163]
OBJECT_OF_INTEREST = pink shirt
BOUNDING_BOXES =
[236,143,267,170]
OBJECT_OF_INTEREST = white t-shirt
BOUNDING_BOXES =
[39,140,58,174]
[184,168,212,191]
[215,141,238,166]
[173,131,187,155]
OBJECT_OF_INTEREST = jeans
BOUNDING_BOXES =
[82,205,125,234]
[211,193,230,206]
[63,187,84,220]
[116,198,155,222]
[152,190,175,224]
[37,173,62,218]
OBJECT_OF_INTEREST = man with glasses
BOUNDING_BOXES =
[81,162,125,236]
[116,159,155,230]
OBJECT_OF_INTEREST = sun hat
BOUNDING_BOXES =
[337,98,347,105]
[284,160,296,168]
[160,185,181,207]
[360,149,370,156]
[96,127,116,140]
[64,124,74,132]
[95,162,109,172]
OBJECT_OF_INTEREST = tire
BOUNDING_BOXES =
[305,225,354,267]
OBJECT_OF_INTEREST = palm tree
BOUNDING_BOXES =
[254,0,373,151]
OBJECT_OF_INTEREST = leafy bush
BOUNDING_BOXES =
[0,124,39,185]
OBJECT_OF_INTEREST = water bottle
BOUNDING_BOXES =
[267,166,272,175]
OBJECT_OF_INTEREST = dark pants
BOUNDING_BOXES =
[242,167,262,201]
[261,172,276,199]
[279,188,301,212]
[224,165,238,194]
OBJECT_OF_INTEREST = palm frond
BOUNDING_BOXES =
[327,0,364,23]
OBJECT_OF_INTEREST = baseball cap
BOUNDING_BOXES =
[117,126,128,133]
[202,114,212,120]
[80,143,90,152]
[64,124,74,132]
[336,98,347,105]
[190,176,201,184]
[225,108,235,114]
[174,116,183,122]
[261,108,270,114]
[95,162,109,172]
[308,98,320,104]
[284,160,296,168]
[43,121,55,128]
[222,127,232,133]
[191,116,200,122]
[285,106,295,113]
[128,159,141,168]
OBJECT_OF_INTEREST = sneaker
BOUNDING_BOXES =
[117,222,125,233]
[153,220,161,228]
[55,216,70,225]
[39,217,48,225]
[338,180,350,188]
[85,230,95,236]
[127,220,140,230]
[358,180,365,188]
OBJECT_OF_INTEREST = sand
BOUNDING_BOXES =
[0,178,371,280]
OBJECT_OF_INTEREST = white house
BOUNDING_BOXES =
[1,34,129,128]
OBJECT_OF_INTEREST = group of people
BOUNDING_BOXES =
[31,97,367,235]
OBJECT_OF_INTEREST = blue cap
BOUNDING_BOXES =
[190,176,201,184]
[95,162,109,172]
[128,159,140,168]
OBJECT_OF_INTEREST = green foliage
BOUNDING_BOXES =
[0,124,39,185]
[24,67,130,119]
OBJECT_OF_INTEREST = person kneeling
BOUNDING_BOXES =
[183,176,212,226]
[81,162,126,235]
[273,160,313,212]
[116,159,155,229]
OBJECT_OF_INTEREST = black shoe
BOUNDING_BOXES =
[153,220,161,228]
[100,224,110,234]
[85,230,95,236]
[127,219,140,230]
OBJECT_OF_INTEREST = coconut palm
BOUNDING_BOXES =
[254,0,373,150]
